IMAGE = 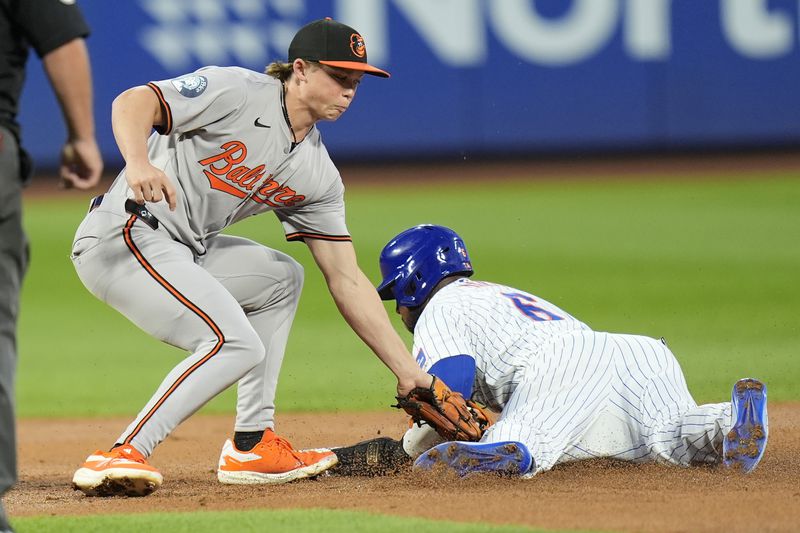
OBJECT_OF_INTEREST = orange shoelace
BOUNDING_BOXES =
[111,447,147,464]
[269,435,307,464]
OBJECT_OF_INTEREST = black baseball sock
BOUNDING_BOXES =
[234,430,264,451]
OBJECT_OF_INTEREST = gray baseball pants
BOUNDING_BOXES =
[71,194,303,456]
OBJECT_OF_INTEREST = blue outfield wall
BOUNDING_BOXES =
[17,0,800,168]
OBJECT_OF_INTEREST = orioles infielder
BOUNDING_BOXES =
[342,224,769,478]
[70,18,434,497]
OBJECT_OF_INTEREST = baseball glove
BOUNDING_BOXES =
[394,376,491,441]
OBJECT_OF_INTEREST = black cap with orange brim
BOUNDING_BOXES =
[288,18,390,78]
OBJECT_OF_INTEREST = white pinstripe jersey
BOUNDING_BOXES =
[408,278,733,471]
[412,278,590,411]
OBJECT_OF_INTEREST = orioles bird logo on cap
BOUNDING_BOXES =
[350,33,366,58]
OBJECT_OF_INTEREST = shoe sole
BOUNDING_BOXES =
[217,453,339,485]
[723,378,768,473]
[413,441,533,477]
[72,467,163,497]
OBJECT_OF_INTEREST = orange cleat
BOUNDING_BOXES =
[217,429,338,484]
[72,444,163,497]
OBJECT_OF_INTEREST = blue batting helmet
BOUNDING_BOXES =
[376,225,473,307]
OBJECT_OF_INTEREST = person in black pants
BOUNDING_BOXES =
[0,1,102,529]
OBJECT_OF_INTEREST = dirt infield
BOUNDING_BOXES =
[12,154,799,531]
[6,404,800,532]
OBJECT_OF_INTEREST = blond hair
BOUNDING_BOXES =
[265,62,293,82]
[264,61,294,81]
[266,60,322,82]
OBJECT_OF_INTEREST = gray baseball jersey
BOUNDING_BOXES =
[107,66,350,254]
[405,278,732,475]
[71,66,353,456]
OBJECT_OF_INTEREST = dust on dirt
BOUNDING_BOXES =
[6,405,800,532]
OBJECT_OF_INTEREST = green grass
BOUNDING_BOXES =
[10,508,557,533]
[17,173,800,418]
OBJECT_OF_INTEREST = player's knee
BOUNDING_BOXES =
[229,328,266,369]
[241,255,304,313]
[246,336,267,367]
[274,254,304,307]
[284,255,304,296]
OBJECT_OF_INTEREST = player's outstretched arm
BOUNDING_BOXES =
[305,238,432,396]
[111,86,176,210]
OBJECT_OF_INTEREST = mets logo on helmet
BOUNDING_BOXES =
[350,33,366,58]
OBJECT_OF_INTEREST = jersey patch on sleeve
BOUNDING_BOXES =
[170,75,208,97]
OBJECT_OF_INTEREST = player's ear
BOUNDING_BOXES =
[292,59,311,83]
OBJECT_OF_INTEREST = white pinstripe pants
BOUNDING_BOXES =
[482,331,731,475]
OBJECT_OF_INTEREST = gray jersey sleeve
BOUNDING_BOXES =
[147,66,248,135]
[277,177,350,242]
